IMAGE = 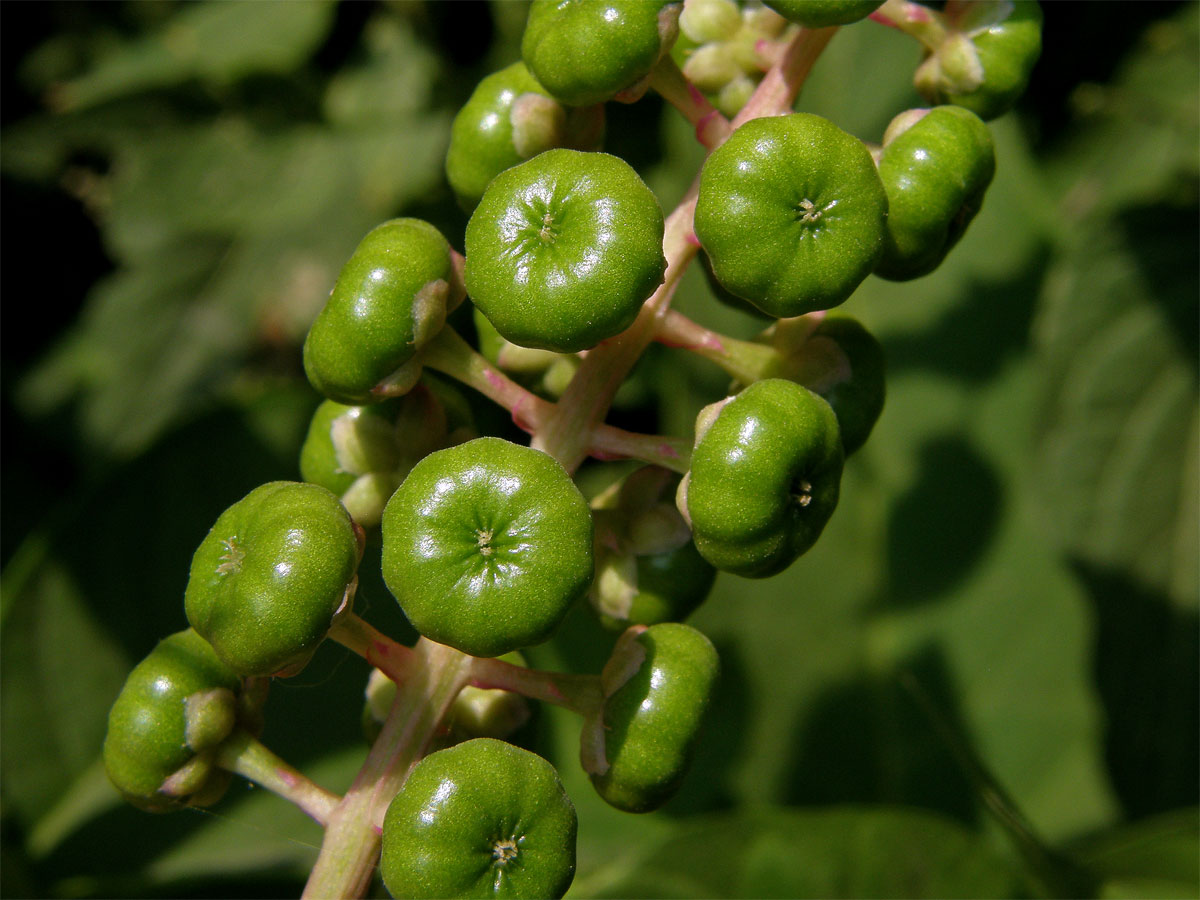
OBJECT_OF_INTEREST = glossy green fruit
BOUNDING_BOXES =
[591,623,719,812]
[103,628,241,812]
[591,544,715,630]
[465,149,666,353]
[185,482,360,677]
[875,106,995,280]
[917,1,1042,121]
[304,218,459,404]
[447,61,604,210]
[684,378,843,577]
[299,398,404,496]
[381,438,594,658]
[299,378,473,527]
[763,0,883,28]
[695,113,888,318]
[381,738,577,899]
[522,0,679,106]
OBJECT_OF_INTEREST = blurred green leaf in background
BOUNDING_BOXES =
[2,1,1196,898]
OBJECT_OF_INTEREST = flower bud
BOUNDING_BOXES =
[680,0,742,44]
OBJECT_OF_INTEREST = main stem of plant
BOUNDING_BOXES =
[302,25,835,898]
[302,640,471,898]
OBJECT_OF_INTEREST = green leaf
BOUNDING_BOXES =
[2,383,375,895]
[1032,204,1198,611]
[323,15,440,127]
[0,542,129,829]
[575,806,1021,899]
[1073,808,1200,899]
[1045,5,1199,222]
[8,6,450,461]
[55,0,337,111]
[629,112,1116,848]
[14,83,450,461]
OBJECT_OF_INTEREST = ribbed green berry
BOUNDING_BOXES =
[103,629,241,812]
[522,0,680,106]
[683,379,844,577]
[465,149,665,353]
[590,623,719,812]
[304,218,460,405]
[381,438,594,658]
[875,106,995,280]
[763,0,883,28]
[185,481,361,677]
[381,739,577,899]
[695,114,888,318]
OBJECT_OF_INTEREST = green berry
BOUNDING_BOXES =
[381,438,594,658]
[590,623,719,812]
[103,628,241,812]
[299,379,473,527]
[381,738,577,899]
[682,42,742,93]
[763,0,883,28]
[695,113,888,318]
[590,467,716,630]
[447,62,604,211]
[875,105,995,280]
[303,219,460,405]
[465,149,666,353]
[185,482,361,677]
[591,543,715,631]
[522,0,680,106]
[298,398,401,528]
[801,316,886,455]
[300,399,404,497]
[683,378,844,577]
[916,1,1042,121]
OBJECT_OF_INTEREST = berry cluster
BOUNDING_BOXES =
[103,1,1040,896]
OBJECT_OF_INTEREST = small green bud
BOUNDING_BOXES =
[590,468,715,631]
[448,661,532,743]
[680,0,742,43]
[716,74,757,117]
[682,42,742,92]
